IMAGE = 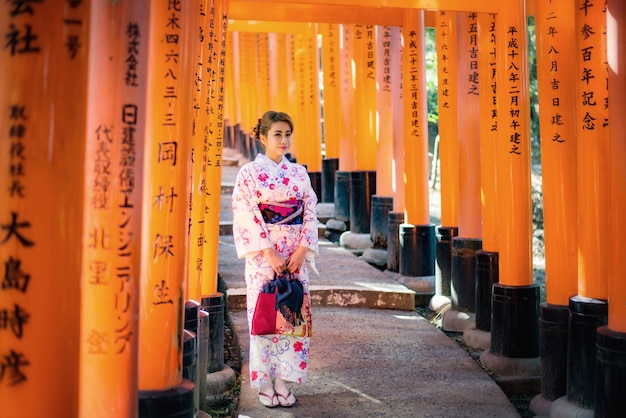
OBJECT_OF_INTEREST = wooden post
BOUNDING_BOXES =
[533,0,578,404]
[477,12,499,254]
[339,24,357,172]
[79,1,149,417]
[353,24,377,171]
[0,3,89,417]
[138,0,195,414]
[376,26,395,198]
[320,23,342,160]
[435,10,460,229]
[484,0,540,362]
[399,9,435,278]
[595,1,626,414]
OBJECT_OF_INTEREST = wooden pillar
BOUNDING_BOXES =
[320,23,342,160]
[478,12,499,254]
[187,0,210,304]
[401,10,430,226]
[494,2,533,288]
[456,12,482,240]
[483,0,540,362]
[575,0,609,302]
[398,9,435,278]
[200,0,228,299]
[0,2,89,417]
[391,26,405,213]
[353,24,377,171]
[533,0,578,405]
[449,11,483,313]
[595,1,626,414]
[376,25,395,198]
[138,0,195,412]
[339,24,357,172]
[256,33,271,115]
[435,10,460,229]
[79,1,148,417]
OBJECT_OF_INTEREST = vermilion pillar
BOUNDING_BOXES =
[482,0,540,364]
[434,11,459,297]
[399,9,435,278]
[532,0,578,409]
[138,0,194,414]
[0,3,89,417]
[473,12,499,334]
[353,24,377,171]
[376,26,395,199]
[339,24,357,172]
[79,1,148,417]
[320,23,341,160]
[320,23,342,203]
[561,0,609,411]
[450,12,483,314]
[596,1,626,414]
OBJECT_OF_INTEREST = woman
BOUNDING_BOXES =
[231,111,318,408]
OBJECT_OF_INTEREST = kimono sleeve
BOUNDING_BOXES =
[231,165,272,258]
[298,168,319,256]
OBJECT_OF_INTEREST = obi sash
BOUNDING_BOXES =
[258,199,303,225]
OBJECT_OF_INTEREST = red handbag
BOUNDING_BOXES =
[251,287,277,336]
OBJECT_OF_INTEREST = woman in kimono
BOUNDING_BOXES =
[231,111,318,408]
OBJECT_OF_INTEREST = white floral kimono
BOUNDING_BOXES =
[232,153,319,388]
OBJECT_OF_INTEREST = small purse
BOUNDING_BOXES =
[251,272,312,337]
[251,285,277,336]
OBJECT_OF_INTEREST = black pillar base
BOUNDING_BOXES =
[386,211,405,273]
[475,250,498,331]
[139,379,195,418]
[321,158,339,203]
[435,226,458,297]
[399,223,435,277]
[450,237,482,313]
[491,283,540,358]
[595,326,626,417]
[334,171,350,223]
[349,170,376,234]
[202,292,225,373]
[567,295,607,410]
[539,302,569,401]
[370,195,393,249]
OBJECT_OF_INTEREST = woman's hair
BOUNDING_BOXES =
[252,111,294,140]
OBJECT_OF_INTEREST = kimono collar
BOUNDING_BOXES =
[256,153,289,169]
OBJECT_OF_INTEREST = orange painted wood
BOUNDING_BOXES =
[339,25,357,172]
[402,9,430,225]
[0,2,89,417]
[376,26,396,197]
[353,24,378,171]
[320,23,342,160]
[391,27,406,212]
[138,0,195,390]
[188,0,211,302]
[494,0,533,286]
[456,12,482,239]
[478,12,499,252]
[535,0,578,306]
[435,11,459,228]
[78,1,149,416]
[227,0,501,23]
[607,0,626,332]
[202,0,229,297]
[224,31,240,128]
[575,0,609,300]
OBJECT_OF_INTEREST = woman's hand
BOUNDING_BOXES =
[263,248,286,276]
[286,245,308,273]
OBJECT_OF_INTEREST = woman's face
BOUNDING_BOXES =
[261,121,292,163]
